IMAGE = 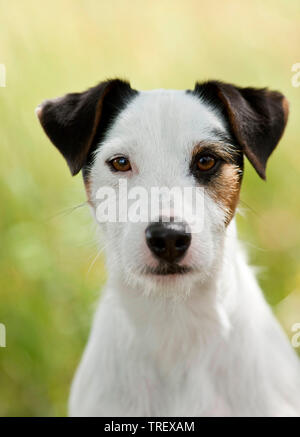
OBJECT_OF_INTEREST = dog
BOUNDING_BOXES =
[36,79,300,416]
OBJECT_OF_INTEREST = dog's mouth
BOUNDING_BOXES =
[144,263,192,276]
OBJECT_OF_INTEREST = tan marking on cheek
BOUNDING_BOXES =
[208,164,241,225]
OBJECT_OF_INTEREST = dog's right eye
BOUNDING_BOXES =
[108,156,132,172]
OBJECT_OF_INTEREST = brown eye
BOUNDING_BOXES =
[197,155,216,171]
[110,156,131,172]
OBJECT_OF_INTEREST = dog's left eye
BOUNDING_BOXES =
[196,155,217,171]
[108,156,132,172]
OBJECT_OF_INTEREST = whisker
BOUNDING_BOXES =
[46,201,89,221]
[87,240,113,276]
[239,199,261,219]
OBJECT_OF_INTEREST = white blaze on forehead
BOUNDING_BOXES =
[138,88,225,132]
[95,89,227,162]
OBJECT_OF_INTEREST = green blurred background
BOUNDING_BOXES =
[0,0,299,416]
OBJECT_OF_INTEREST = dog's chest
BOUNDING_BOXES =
[70,294,233,416]
[139,358,231,416]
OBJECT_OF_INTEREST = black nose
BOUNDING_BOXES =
[145,221,191,263]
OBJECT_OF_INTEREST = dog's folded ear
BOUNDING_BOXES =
[36,79,136,175]
[194,81,289,179]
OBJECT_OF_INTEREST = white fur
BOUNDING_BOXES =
[69,90,300,416]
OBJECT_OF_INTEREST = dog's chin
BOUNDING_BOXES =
[143,263,192,276]
[134,262,196,290]
[123,262,209,299]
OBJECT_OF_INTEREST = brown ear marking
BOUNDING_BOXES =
[193,81,289,179]
[36,79,137,176]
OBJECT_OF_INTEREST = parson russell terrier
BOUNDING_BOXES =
[36,79,300,416]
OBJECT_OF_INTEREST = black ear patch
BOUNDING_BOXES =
[36,79,137,175]
[193,81,289,179]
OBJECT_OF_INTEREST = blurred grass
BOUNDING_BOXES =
[0,0,299,416]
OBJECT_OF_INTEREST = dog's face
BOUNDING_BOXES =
[37,79,288,296]
[88,90,243,294]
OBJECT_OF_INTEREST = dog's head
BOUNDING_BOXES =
[37,79,288,296]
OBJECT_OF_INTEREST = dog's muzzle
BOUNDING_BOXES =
[145,221,191,264]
